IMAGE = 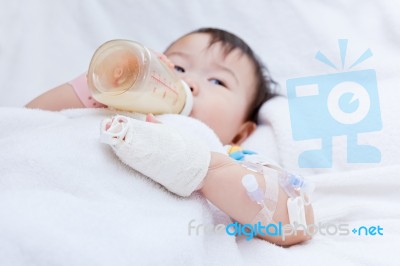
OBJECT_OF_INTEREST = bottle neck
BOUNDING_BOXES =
[179,80,193,116]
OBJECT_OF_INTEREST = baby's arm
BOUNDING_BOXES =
[25,53,173,111]
[25,83,85,111]
[201,152,314,246]
[25,74,105,111]
[101,115,314,246]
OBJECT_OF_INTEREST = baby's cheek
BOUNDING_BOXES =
[193,112,226,141]
[213,117,240,144]
[190,99,239,143]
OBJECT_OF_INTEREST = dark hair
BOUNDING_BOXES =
[186,27,277,124]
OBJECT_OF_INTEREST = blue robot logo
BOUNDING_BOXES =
[286,39,382,168]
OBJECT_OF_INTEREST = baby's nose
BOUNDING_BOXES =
[183,78,199,96]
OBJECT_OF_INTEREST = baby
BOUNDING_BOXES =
[26,28,314,246]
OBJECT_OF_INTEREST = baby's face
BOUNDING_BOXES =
[165,33,257,144]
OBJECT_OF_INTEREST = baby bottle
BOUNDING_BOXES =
[87,39,193,115]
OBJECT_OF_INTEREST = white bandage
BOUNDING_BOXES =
[100,115,211,197]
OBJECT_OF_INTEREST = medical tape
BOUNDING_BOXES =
[249,165,280,225]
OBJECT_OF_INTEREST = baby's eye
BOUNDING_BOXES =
[174,65,185,73]
[209,78,227,88]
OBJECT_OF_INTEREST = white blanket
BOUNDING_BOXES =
[0,107,399,265]
[0,108,235,265]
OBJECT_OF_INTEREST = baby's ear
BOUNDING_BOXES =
[231,121,257,145]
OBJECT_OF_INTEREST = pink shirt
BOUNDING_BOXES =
[68,73,106,108]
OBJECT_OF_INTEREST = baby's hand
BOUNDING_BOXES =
[157,53,174,69]
[99,113,211,197]
[100,115,132,146]
[100,114,160,146]
[150,49,174,69]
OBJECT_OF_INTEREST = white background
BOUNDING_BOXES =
[1,0,399,107]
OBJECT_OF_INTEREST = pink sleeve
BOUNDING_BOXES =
[68,73,106,108]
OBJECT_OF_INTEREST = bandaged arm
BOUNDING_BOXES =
[101,116,314,246]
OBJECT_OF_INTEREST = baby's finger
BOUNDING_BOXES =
[145,113,161,123]
[157,53,175,69]
[149,49,174,69]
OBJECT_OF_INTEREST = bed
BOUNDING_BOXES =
[1,1,399,265]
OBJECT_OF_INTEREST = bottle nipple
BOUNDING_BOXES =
[113,67,124,83]
[92,45,140,94]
